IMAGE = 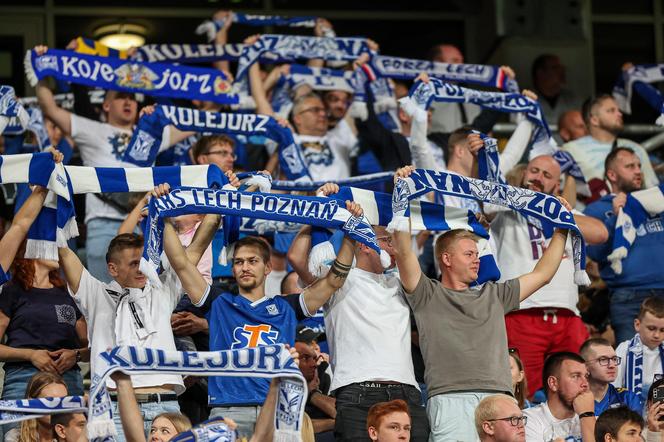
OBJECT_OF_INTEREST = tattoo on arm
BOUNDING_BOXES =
[330,260,351,280]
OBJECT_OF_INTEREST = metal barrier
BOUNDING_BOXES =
[492,123,664,152]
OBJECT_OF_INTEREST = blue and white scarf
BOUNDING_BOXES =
[196,13,318,42]
[237,35,371,79]
[24,49,238,105]
[132,43,246,64]
[141,186,381,283]
[88,345,305,442]
[613,64,664,120]
[388,168,590,285]
[0,86,30,134]
[400,78,552,147]
[123,104,311,181]
[171,419,236,442]
[624,333,664,400]
[0,397,86,425]
[608,184,664,274]
[268,171,395,192]
[366,56,520,92]
[306,186,501,283]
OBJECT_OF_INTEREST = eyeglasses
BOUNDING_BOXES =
[205,150,237,160]
[487,416,528,427]
[297,106,326,115]
[377,236,393,245]
[586,356,622,366]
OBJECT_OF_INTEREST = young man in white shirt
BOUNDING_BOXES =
[33,44,190,282]
[288,183,429,441]
[524,352,596,442]
[59,233,192,441]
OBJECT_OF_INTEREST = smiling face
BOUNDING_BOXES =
[522,155,561,195]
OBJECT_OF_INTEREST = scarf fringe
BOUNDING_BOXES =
[574,269,591,286]
[607,247,627,274]
[386,215,409,233]
[23,50,38,87]
[57,217,79,247]
[24,239,58,261]
[274,430,303,442]
[87,419,117,439]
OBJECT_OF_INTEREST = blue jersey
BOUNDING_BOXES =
[202,288,306,406]
[0,264,7,286]
[584,195,664,289]
[595,384,643,415]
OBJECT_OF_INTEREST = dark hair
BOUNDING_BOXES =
[542,352,586,395]
[367,399,410,431]
[638,296,664,320]
[105,233,144,263]
[579,337,612,359]
[443,126,473,162]
[233,236,271,263]
[604,146,636,179]
[51,413,76,432]
[594,406,643,441]
[191,134,235,164]
[531,54,558,79]
[10,240,66,291]
[581,94,614,125]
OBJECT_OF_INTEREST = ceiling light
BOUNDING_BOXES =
[94,23,147,51]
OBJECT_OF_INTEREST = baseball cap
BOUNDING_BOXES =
[296,326,323,343]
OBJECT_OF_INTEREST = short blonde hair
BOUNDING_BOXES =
[474,394,518,437]
[434,229,479,262]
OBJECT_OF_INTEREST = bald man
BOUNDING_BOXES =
[487,155,608,398]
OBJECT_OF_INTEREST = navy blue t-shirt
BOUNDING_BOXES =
[0,282,82,366]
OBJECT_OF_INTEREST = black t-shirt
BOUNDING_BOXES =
[0,282,82,356]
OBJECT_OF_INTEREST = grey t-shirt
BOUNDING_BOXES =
[407,275,520,398]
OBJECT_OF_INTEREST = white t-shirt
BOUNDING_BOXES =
[295,131,352,182]
[490,210,580,313]
[562,136,659,188]
[265,269,288,298]
[324,267,418,392]
[524,402,582,442]
[70,114,171,223]
[70,265,184,394]
[614,337,664,402]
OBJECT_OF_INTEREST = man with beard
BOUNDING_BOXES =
[524,352,596,441]
[288,183,429,442]
[579,338,641,414]
[584,148,664,343]
[484,153,608,400]
[161,190,362,439]
[562,94,659,189]
[474,395,526,442]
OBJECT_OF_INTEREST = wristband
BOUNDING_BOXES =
[578,411,595,419]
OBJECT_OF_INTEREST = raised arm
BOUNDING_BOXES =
[300,202,359,314]
[212,10,233,73]
[287,225,316,286]
[0,186,47,272]
[575,213,609,245]
[185,213,221,265]
[110,372,146,442]
[390,166,423,293]
[518,227,568,301]
[245,35,274,116]
[164,220,209,305]
[117,193,149,235]
[33,46,72,134]
[58,247,85,294]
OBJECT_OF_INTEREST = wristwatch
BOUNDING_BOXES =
[578,411,595,419]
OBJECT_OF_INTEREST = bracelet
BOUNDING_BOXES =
[578,411,595,419]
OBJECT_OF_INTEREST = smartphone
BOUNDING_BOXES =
[654,385,664,402]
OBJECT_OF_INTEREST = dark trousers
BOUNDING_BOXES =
[334,383,430,442]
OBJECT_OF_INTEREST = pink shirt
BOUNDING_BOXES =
[177,222,213,284]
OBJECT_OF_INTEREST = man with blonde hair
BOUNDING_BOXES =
[474,394,526,442]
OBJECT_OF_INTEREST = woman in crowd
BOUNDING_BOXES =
[0,239,89,400]
[5,372,68,442]
[149,413,192,442]
[509,350,531,409]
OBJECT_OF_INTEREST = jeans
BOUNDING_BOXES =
[427,392,495,442]
[1,365,83,438]
[111,399,180,442]
[334,383,430,442]
[86,218,123,283]
[610,288,664,344]
[210,405,261,439]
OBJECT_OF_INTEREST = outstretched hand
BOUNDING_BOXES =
[394,165,416,183]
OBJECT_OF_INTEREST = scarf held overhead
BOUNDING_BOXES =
[196,13,318,42]
[0,86,30,134]
[388,168,590,285]
[88,345,305,442]
[24,49,238,105]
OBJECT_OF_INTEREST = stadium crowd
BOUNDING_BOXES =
[1,8,664,442]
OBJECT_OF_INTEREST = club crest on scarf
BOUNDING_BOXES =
[277,380,305,426]
[127,130,157,162]
[115,64,158,89]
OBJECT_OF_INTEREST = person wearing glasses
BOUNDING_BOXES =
[523,352,596,442]
[579,338,642,415]
[474,394,526,442]
[288,182,430,441]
